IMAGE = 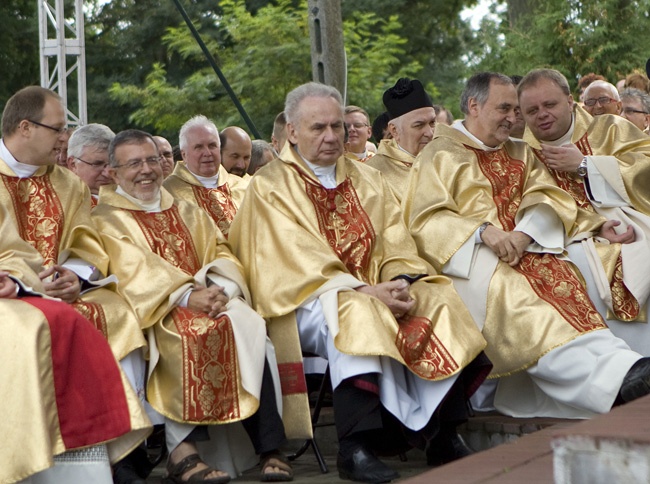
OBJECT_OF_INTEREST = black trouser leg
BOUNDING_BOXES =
[241,357,287,455]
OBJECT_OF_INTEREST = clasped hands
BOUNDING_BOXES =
[0,271,17,299]
[39,265,81,303]
[481,225,532,266]
[356,279,415,320]
[188,284,229,318]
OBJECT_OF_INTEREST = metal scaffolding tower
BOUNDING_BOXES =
[38,0,87,127]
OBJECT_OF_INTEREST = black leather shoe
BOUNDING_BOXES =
[113,462,147,484]
[337,446,400,483]
[619,357,650,403]
[426,431,474,466]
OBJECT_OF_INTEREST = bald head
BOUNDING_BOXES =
[220,126,252,177]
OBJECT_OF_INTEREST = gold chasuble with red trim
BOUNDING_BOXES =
[0,160,145,361]
[229,144,487,438]
[404,124,608,377]
[366,138,416,204]
[163,161,246,238]
[93,187,259,425]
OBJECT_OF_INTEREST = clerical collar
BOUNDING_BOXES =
[396,144,416,158]
[297,148,337,189]
[351,150,368,159]
[453,120,501,152]
[116,185,162,212]
[543,114,575,147]
[0,139,40,178]
[189,169,219,188]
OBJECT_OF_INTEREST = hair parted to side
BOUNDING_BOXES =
[460,72,514,115]
[68,124,115,159]
[108,129,157,167]
[284,82,343,127]
[178,115,219,151]
[518,69,571,98]
[344,105,370,123]
[1,86,62,137]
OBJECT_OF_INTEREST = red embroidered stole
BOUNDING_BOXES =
[2,174,109,335]
[296,168,375,283]
[395,315,459,379]
[470,145,606,333]
[191,184,237,238]
[532,137,639,320]
[24,297,131,448]
[130,205,240,422]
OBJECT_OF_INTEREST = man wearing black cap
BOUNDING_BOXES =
[230,82,492,482]
[367,78,436,202]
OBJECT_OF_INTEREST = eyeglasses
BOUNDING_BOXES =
[344,122,369,130]
[584,97,618,107]
[75,156,109,170]
[28,119,67,134]
[622,108,649,115]
[113,156,161,170]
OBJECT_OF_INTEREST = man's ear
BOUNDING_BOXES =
[467,97,480,117]
[387,121,399,142]
[287,123,298,144]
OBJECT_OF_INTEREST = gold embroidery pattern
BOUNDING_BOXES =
[72,299,109,338]
[610,254,641,321]
[532,148,593,211]
[473,147,606,333]
[171,307,240,422]
[2,174,64,266]
[469,146,523,227]
[395,315,459,379]
[129,206,202,276]
[516,253,606,332]
[192,185,237,238]
[297,170,376,283]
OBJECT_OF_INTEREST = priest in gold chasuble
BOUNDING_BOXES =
[404,72,650,420]
[94,129,290,481]
[0,87,146,399]
[366,78,437,203]
[519,68,650,356]
[163,115,247,239]
[229,82,490,481]
[0,205,151,484]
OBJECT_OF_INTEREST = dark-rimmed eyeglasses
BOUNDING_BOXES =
[114,156,161,170]
[75,156,109,171]
[622,108,649,116]
[584,97,617,107]
[28,119,67,134]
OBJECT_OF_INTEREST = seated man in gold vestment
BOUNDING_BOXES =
[229,82,491,483]
[404,72,650,419]
[163,116,248,238]
[518,69,650,356]
[93,130,292,484]
[0,205,150,484]
[366,79,436,203]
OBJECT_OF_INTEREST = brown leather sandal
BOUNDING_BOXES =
[162,453,231,484]
[260,451,294,482]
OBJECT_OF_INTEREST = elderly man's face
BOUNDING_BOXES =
[288,96,345,166]
[68,145,111,195]
[389,107,436,156]
[182,125,221,177]
[154,136,174,178]
[109,139,163,201]
[221,132,252,177]
[583,84,622,116]
[621,97,650,132]
[519,78,574,142]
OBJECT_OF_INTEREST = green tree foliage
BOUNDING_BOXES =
[474,0,650,92]
[109,0,420,140]
[0,1,39,111]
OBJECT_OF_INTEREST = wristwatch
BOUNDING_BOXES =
[479,222,491,238]
[576,157,588,177]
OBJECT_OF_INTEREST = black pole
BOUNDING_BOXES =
[170,0,261,139]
